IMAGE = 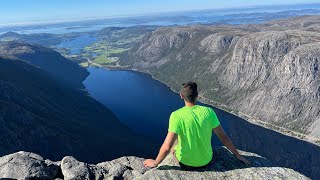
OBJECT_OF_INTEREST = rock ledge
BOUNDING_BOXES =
[0,147,309,180]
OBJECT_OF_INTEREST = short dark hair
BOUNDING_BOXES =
[180,81,198,103]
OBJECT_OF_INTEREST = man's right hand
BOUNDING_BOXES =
[213,125,250,166]
[235,154,250,165]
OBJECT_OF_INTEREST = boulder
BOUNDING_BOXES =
[61,156,108,180]
[0,151,59,179]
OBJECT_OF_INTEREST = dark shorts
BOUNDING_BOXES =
[178,160,211,171]
[172,150,212,171]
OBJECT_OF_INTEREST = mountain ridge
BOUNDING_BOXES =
[117,15,320,144]
[0,41,88,89]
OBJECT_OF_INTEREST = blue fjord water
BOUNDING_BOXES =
[56,34,97,55]
[83,66,320,179]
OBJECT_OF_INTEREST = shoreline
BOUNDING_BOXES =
[89,63,320,147]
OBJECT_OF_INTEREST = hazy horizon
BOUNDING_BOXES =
[0,1,319,26]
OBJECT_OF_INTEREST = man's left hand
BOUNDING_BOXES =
[143,159,158,168]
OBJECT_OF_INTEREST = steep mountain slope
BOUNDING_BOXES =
[0,44,155,163]
[0,41,88,88]
[119,16,320,142]
[96,26,158,47]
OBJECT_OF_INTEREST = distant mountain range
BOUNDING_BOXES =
[118,15,320,143]
[1,3,320,35]
[0,41,155,163]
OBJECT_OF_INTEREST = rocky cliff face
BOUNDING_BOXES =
[0,147,309,180]
[223,30,320,133]
[119,15,320,142]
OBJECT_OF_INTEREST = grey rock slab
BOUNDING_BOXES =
[136,147,309,180]
[61,156,129,180]
[0,151,59,179]
[106,156,148,174]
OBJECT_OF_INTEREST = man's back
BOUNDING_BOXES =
[144,82,249,168]
[169,105,220,167]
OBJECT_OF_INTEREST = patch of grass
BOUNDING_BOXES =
[84,41,129,55]
[93,55,119,65]
[105,48,128,56]
[80,62,89,67]
[84,41,129,65]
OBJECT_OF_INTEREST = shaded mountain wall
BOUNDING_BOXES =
[0,43,156,163]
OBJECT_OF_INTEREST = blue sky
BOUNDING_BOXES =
[0,0,318,25]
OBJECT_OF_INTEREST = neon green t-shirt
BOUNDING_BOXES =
[168,105,220,167]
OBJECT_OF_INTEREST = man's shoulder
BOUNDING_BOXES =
[197,105,213,111]
[172,107,186,115]
[172,105,213,114]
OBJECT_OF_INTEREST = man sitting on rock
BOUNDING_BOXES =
[143,81,249,169]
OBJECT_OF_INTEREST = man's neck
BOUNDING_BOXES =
[185,101,196,107]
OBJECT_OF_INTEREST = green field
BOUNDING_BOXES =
[77,26,156,66]
[80,61,89,67]
[83,41,129,65]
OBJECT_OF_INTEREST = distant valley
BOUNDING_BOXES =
[2,15,320,145]
[2,8,320,179]
[0,41,155,163]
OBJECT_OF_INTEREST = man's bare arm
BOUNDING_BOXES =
[143,132,177,168]
[213,125,250,165]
